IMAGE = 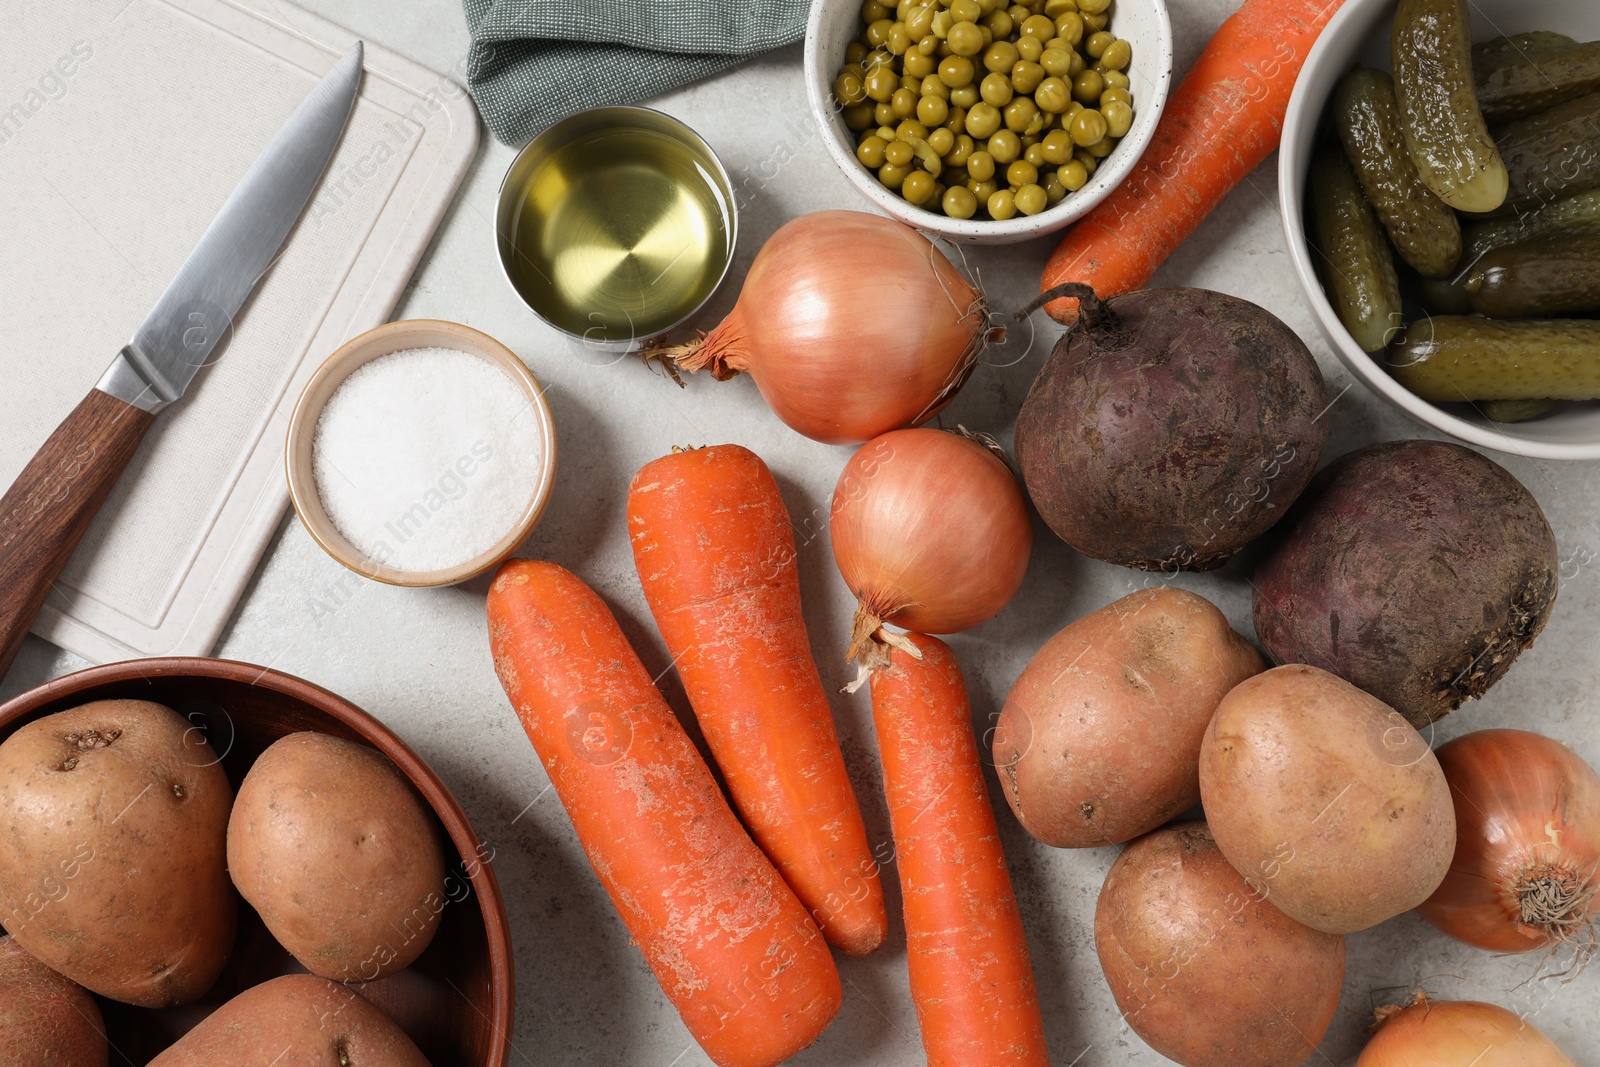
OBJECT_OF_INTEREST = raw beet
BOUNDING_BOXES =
[1252,440,1558,728]
[1015,285,1329,571]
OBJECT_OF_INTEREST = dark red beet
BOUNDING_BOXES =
[1014,285,1329,571]
[1252,440,1558,728]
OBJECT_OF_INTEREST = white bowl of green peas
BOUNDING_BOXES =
[806,0,1173,244]
[1281,0,1600,460]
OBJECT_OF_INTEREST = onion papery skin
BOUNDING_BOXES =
[1419,729,1600,954]
[1357,996,1574,1066]
[829,429,1031,657]
[667,210,989,445]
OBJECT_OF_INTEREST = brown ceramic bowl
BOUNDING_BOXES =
[0,658,513,1067]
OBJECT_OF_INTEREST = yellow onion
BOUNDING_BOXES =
[1357,994,1574,1066]
[652,211,994,444]
[1418,729,1600,956]
[830,428,1031,678]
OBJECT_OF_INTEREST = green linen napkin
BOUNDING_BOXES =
[463,0,811,145]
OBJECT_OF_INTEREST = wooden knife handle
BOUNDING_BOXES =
[0,389,156,677]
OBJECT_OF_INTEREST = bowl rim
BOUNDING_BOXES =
[0,655,515,1067]
[803,0,1175,244]
[284,319,559,586]
[1278,0,1600,461]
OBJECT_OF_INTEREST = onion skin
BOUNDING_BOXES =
[662,211,988,445]
[1095,822,1346,1067]
[1357,996,1574,1066]
[830,429,1031,658]
[1419,729,1600,953]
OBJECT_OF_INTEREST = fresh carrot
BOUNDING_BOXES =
[869,633,1050,1067]
[1040,0,1349,323]
[486,559,841,1067]
[627,444,888,956]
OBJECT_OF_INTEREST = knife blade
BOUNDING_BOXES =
[0,42,364,675]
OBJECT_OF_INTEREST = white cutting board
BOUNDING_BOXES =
[0,0,478,662]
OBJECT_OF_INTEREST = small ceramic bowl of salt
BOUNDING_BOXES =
[285,320,557,586]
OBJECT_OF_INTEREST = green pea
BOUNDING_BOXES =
[1024,142,1048,167]
[1054,11,1084,45]
[966,149,996,180]
[983,40,1019,74]
[1041,128,1074,163]
[1085,134,1114,157]
[1075,148,1098,173]
[1102,100,1133,138]
[1035,76,1071,113]
[901,73,921,91]
[835,70,867,106]
[927,126,956,155]
[844,104,876,130]
[1103,69,1130,90]
[1083,11,1107,31]
[988,188,1018,220]
[865,65,899,102]
[1020,14,1056,38]
[906,4,937,39]
[1100,38,1132,71]
[1012,60,1045,94]
[917,94,950,125]
[1007,159,1039,187]
[897,118,930,141]
[1085,30,1114,60]
[943,185,979,219]
[902,169,937,205]
[983,10,1014,38]
[846,42,870,66]
[857,135,890,168]
[921,74,950,99]
[950,84,979,108]
[1017,35,1045,62]
[879,161,911,189]
[886,22,911,54]
[947,0,977,20]
[944,105,968,134]
[1040,47,1073,77]
[867,18,895,47]
[1007,3,1030,21]
[1072,69,1104,104]
[861,0,891,19]
[1003,96,1039,133]
[1069,107,1107,146]
[917,33,939,55]
[938,55,975,88]
[1043,0,1077,15]
[863,48,895,70]
[905,51,937,77]
[889,87,916,118]
[1058,159,1089,190]
[1068,49,1087,77]
[988,128,1022,162]
[1100,86,1132,109]
[931,10,953,38]
[968,177,1000,203]
[877,125,898,141]
[884,139,915,166]
[948,21,983,56]
[945,133,976,165]
[1015,183,1048,215]
[1045,172,1067,203]
[980,72,1014,107]
[966,101,1002,138]
[976,24,994,48]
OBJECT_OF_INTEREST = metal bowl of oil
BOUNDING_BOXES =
[495,106,738,350]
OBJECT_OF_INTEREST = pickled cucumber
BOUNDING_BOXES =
[1416,274,1475,315]
[1310,146,1403,353]
[1496,89,1600,215]
[1459,187,1600,274]
[1482,398,1560,422]
[1393,0,1509,212]
[1473,32,1576,59]
[1334,67,1462,278]
[1476,41,1600,123]
[1464,233,1600,318]
[1389,316,1600,400]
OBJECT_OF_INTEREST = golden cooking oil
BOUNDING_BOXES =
[503,125,734,342]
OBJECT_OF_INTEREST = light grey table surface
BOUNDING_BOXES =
[6,0,1598,1063]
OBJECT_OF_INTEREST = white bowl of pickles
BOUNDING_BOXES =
[805,0,1173,244]
[1281,0,1600,460]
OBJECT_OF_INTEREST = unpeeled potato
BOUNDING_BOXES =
[0,700,236,1006]
[1095,822,1346,1067]
[147,974,431,1066]
[1198,665,1456,934]
[995,588,1264,847]
[0,934,107,1067]
[227,732,446,982]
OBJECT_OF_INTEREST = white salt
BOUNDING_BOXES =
[311,346,543,573]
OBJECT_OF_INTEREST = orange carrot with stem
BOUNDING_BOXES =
[1040,0,1350,323]
[628,444,888,955]
[870,633,1050,1067]
[487,560,841,1067]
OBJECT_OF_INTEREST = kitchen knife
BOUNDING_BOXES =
[0,42,364,676]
